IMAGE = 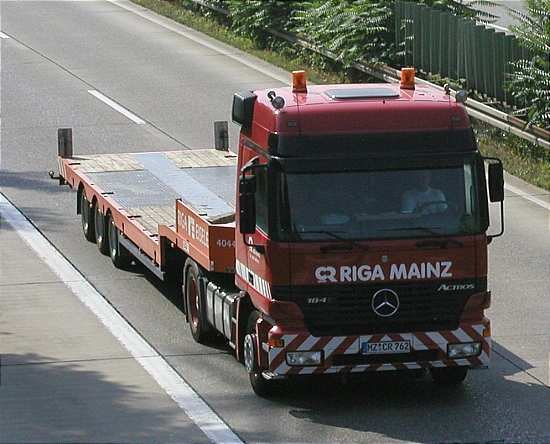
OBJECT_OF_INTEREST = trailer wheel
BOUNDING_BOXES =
[430,366,468,386]
[244,311,279,398]
[184,261,211,344]
[80,190,95,242]
[107,213,131,268]
[94,202,109,255]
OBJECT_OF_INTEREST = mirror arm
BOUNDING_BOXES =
[487,200,505,242]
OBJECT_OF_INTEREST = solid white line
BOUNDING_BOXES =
[107,0,289,85]
[88,90,145,125]
[505,183,550,211]
[0,31,11,39]
[0,193,243,444]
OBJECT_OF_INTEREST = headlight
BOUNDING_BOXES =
[447,342,481,358]
[286,351,323,366]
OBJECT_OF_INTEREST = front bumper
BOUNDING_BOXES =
[265,321,491,377]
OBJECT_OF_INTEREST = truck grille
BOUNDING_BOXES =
[273,279,485,336]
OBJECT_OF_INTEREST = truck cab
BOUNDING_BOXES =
[232,70,504,395]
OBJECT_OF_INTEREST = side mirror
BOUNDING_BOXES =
[239,175,256,234]
[488,162,504,203]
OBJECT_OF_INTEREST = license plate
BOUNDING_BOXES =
[361,340,411,355]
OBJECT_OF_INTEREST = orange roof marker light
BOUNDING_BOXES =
[292,70,307,93]
[400,67,416,90]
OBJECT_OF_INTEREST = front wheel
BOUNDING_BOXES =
[430,366,468,386]
[244,312,280,398]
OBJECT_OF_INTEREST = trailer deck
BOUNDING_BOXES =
[59,149,238,274]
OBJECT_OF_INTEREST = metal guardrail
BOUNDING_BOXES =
[184,0,549,149]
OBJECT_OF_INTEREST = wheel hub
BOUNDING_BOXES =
[244,334,256,373]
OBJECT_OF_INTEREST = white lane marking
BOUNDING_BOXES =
[88,90,145,125]
[505,183,550,211]
[0,194,243,444]
[0,32,11,39]
[107,0,289,85]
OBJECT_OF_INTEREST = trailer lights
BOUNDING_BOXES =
[292,70,307,93]
[400,67,416,90]
[286,351,323,366]
[447,342,481,358]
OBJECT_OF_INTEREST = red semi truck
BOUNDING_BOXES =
[56,69,504,396]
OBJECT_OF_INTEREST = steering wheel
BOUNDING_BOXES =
[414,200,454,214]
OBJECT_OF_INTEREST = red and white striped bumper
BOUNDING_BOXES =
[266,321,490,376]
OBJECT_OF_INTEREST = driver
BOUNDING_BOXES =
[401,170,447,215]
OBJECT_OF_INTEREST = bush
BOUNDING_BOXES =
[507,0,550,130]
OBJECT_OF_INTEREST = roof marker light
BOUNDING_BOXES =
[400,67,416,90]
[292,70,307,93]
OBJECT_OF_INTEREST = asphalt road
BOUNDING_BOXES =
[1,1,549,443]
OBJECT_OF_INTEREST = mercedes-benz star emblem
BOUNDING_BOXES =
[371,289,400,317]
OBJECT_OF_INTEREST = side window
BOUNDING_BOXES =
[255,167,268,233]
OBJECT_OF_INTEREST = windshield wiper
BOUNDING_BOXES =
[296,230,369,252]
[379,227,463,248]
[379,226,442,237]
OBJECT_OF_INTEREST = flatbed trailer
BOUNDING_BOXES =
[58,144,238,278]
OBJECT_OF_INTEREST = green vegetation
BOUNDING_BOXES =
[507,0,550,129]
[477,122,550,190]
[132,0,550,191]
[131,0,345,84]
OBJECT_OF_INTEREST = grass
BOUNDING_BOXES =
[476,121,550,190]
[132,0,550,192]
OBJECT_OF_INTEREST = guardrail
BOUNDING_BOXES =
[184,0,549,149]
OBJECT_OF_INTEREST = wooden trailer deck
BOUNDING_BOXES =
[59,149,238,274]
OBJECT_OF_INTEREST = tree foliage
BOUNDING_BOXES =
[507,0,550,129]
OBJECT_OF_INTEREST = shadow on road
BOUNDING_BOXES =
[0,353,207,443]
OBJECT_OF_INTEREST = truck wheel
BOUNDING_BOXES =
[94,202,109,255]
[107,213,130,268]
[184,261,212,344]
[80,190,95,242]
[430,366,468,386]
[244,312,279,398]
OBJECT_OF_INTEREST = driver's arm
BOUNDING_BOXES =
[401,190,417,214]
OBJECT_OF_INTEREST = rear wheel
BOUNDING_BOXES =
[107,213,131,268]
[430,366,468,386]
[184,260,212,344]
[244,311,279,398]
[80,190,95,242]
[94,202,109,255]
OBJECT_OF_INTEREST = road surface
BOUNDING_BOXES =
[1,1,548,443]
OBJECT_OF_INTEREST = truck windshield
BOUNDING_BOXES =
[277,161,484,241]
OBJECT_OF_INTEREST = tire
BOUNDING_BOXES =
[80,190,95,242]
[184,260,212,344]
[430,366,468,386]
[107,213,131,268]
[94,202,109,255]
[244,311,279,398]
